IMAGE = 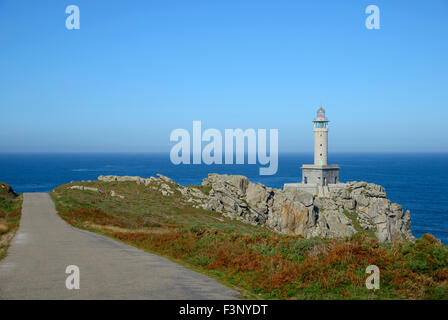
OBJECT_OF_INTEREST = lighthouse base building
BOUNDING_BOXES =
[301,164,340,186]
[284,106,345,196]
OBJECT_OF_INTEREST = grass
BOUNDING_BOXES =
[188,185,212,196]
[0,183,23,261]
[50,179,448,300]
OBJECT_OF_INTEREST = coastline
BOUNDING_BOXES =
[0,152,447,244]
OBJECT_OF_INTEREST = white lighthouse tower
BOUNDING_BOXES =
[284,105,343,194]
[313,105,329,166]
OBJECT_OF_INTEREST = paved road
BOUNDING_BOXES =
[0,193,240,299]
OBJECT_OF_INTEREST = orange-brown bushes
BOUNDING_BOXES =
[435,267,448,281]
[55,196,448,299]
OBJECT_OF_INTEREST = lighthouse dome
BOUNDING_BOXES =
[317,105,326,115]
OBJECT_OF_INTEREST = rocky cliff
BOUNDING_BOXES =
[200,174,413,242]
[0,183,17,200]
[97,174,414,242]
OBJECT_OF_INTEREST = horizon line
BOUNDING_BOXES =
[1,151,448,154]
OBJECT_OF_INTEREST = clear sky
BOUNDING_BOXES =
[0,0,447,152]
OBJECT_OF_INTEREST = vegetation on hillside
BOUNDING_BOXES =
[51,180,448,299]
[0,183,22,261]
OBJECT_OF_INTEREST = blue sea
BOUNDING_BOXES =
[0,152,447,244]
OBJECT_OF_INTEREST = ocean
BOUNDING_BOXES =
[0,152,447,244]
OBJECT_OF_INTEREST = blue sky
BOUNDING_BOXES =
[0,0,447,152]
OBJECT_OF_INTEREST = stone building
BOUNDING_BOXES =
[284,106,345,195]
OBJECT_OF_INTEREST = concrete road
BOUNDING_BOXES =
[0,193,240,300]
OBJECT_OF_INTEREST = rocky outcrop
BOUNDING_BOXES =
[98,175,158,186]
[199,175,413,242]
[96,174,414,242]
[0,183,17,199]
[70,185,100,192]
[69,185,125,199]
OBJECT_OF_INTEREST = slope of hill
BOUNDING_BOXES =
[51,175,448,299]
[0,183,22,260]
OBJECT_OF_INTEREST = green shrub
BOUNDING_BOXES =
[403,234,448,275]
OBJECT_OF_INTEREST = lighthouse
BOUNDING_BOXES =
[284,105,343,194]
[301,105,340,186]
